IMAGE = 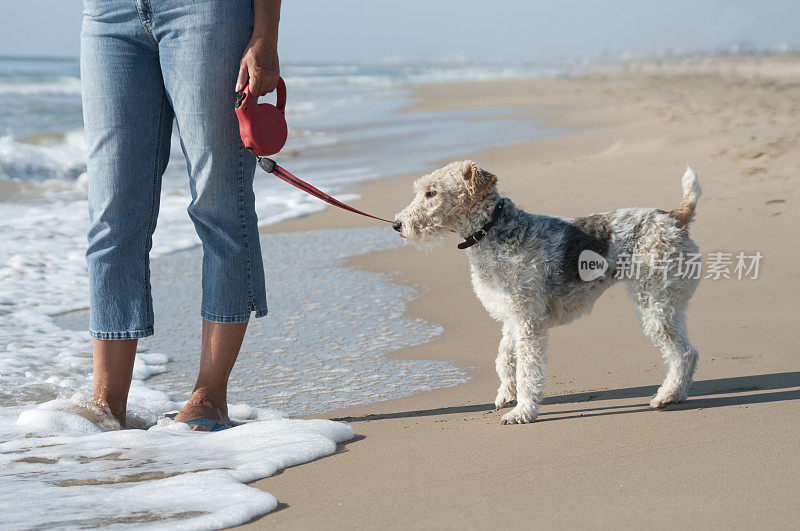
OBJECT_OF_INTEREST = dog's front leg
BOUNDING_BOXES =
[501,323,548,425]
[494,322,517,410]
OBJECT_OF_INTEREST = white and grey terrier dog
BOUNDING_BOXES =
[393,161,701,424]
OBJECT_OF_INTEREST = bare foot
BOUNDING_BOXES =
[173,391,230,432]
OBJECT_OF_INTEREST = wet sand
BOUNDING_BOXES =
[241,56,800,529]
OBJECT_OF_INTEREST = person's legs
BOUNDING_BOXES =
[153,0,266,427]
[81,1,173,425]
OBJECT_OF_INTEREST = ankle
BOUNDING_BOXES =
[187,388,227,415]
[91,394,126,428]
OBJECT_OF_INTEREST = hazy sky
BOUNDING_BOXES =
[1,1,798,62]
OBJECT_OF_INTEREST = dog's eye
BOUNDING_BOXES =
[425,190,437,198]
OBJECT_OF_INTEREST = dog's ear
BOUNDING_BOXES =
[461,161,497,199]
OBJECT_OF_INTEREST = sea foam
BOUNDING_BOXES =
[3,395,353,529]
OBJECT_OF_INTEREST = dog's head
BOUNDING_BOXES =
[393,160,498,248]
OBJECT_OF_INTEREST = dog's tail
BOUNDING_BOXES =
[670,166,701,227]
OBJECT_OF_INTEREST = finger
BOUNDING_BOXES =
[249,69,263,98]
[235,62,248,93]
[263,74,279,94]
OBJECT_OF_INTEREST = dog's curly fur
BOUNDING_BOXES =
[394,161,701,424]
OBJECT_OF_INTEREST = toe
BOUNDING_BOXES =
[494,391,516,410]
[650,395,675,409]
[494,399,511,410]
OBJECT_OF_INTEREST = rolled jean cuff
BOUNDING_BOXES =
[201,307,268,324]
[89,327,154,340]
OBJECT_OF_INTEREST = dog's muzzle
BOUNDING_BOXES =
[392,220,402,232]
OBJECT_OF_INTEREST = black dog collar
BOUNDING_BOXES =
[458,199,504,250]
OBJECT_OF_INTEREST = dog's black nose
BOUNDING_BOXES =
[392,220,402,232]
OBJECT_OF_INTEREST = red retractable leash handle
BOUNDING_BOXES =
[235,77,392,224]
[235,78,288,157]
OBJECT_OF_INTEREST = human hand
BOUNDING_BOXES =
[235,35,280,97]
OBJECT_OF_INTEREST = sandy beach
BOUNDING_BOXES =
[241,56,800,529]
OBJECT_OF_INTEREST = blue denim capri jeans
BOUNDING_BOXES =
[81,0,268,340]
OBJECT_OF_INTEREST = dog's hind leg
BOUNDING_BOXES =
[630,282,699,409]
[501,323,548,424]
[494,323,517,410]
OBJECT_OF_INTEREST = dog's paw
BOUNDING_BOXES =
[494,385,516,410]
[501,405,537,425]
[649,389,685,409]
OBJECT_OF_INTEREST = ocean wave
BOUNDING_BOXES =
[0,130,87,185]
[282,63,561,89]
[405,65,566,84]
[285,73,397,89]
[0,76,82,96]
[286,64,361,75]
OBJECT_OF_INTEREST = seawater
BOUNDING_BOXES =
[146,227,468,416]
[0,57,563,528]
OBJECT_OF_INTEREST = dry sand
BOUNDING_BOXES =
[242,56,800,529]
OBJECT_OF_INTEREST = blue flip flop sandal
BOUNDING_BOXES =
[163,413,231,432]
[182,418,232,432]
